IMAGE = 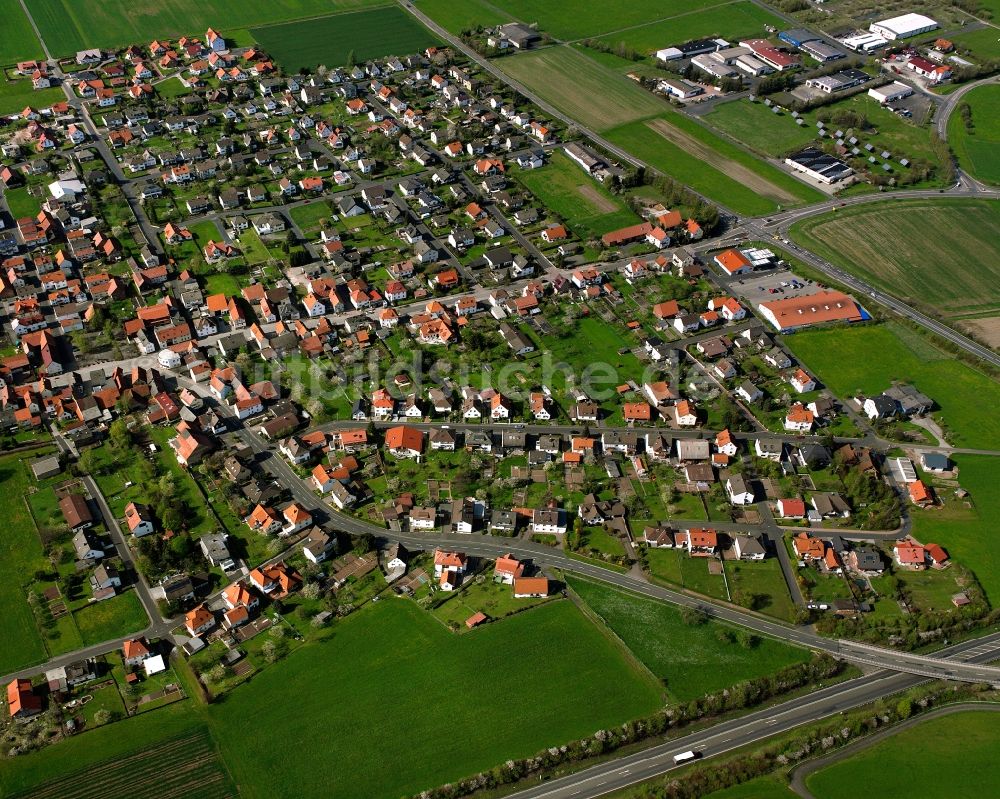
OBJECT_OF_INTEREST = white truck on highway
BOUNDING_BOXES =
[673,751,699,765]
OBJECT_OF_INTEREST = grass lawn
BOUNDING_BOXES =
[208,599,662,798]
[3,184,43,219]
[498,45,667,132]
[789,199,1000,320]
[516,151,639,239]
[783,322,1000,450]
[727,558,797,622]
[250,7,438,73]
[0,0,45,63]
[568,577,810,701]
[288,199,332,234]
[202,272,244,296]
[0,454,50,673]
[806,709,1000,799]
[908,455,1000,605]
[595,1,784,53]
[418,0,512,33]
[488,0,722,41]
[0,705,236,799]
[950,26,1000,60]
[0,78,63,115]
[948,83,1000,186]
[73,590,148,646]
[431,577,553,630]
[704,98,819,158]
[24,0,389,55]
[605,114,813,216]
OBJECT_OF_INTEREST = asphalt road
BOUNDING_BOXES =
[226,419,1000,684]
[504,631,1000,799]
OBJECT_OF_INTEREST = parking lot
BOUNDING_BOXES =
[728,262,826,305]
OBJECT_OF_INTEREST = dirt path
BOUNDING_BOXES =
[577,182,619,213]
[646,117,802,205]
[787,702,1000,798]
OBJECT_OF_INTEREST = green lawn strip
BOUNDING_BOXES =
[805,710,1000,798]
[72,590,148,646]
[907,455,1000,605]
[662,112,825,205]
[207,599,661,799]
[0,454,52,673]
[782,322,1000,450]
[250,7,438,73]
[704,99,819,158]
[947,83,1000,186]
[514,150,640,239]
[567,576,810,702]
[605,117,779,216]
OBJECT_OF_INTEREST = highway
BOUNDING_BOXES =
[504,631,1000,799]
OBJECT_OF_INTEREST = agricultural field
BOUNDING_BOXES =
[594,1,784,54]
[515,150,639,239]
[704,99,821,158]
[209,599,662,798]
[1,711,236,799]
[0,453,50,674]
[948,84,1000,186]
[0,77,63,116]
[783,322,1000,450]
[0,0,45,63]
[806,710,1000,799]
[498,45,667,131]
[416,0,513,34]
[487,0,723,41]
[568,577,810,701]
[789,199,1000,324]
[250,7,438,74]
[605,115,819,216]
[72,590,148,646]
[23,0,391,56]
[909,455,1000,605]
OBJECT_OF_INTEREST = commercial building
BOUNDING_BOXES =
[784,147,853,184]
[868,81,914,104]
[800,40,845,63]
[870,13,938,40]
[840,32,889,53]
[758,290,864,332]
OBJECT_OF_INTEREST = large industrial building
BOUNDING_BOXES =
[758,290,865,332]
[869,13,938,40]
